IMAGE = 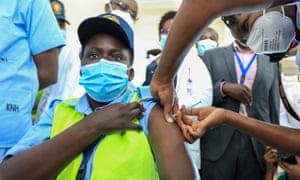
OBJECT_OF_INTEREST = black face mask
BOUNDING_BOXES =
[265,53,286,63]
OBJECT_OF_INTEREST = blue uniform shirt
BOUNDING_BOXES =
[0,0,65,148]
[6,86,156,179]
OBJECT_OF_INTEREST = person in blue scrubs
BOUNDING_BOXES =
[0,0,65,162]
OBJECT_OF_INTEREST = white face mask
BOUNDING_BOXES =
[247,6,295,54]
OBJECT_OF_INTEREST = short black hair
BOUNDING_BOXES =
[146,48,162,58]
[158,10,177,38]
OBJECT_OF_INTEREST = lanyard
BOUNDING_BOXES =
[77,136,103,180]
[233,50,257,85]
[187,67,192,96]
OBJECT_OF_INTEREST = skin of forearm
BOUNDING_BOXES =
[149,106,195,179]
[265,172,274,180]
[0,114,106,180]
[151,134,195,180]
[34,48,60,90]
[264,163,275,180]
[224,109,300,156]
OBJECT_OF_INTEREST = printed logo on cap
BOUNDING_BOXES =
[102,15,120,25]
[51,1,63,16]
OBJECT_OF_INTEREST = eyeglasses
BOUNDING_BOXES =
[160,28,170,35]
[110,0,138,21]
[221,15,236,29]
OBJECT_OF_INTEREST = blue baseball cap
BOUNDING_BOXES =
[77,13,134,57]
[50,0,70,25]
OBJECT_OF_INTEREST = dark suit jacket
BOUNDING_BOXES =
[143,60,158,86]
[143,58,177,87]
[201,44,280,170]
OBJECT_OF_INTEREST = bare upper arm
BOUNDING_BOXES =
[33,48,60,89]
[148,104,195,179]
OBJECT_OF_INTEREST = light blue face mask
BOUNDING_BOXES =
[79,59,129,102]
[160,34,167,49]
[60,29,67,41]
[295,45,300,69]
[196,39,217,57]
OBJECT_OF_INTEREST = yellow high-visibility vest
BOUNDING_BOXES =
[50,93,158,180]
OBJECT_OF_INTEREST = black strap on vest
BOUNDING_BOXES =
[278,65,300,121]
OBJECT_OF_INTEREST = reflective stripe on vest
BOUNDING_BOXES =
[50,94,158,180]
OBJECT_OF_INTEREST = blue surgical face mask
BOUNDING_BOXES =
[196,39,217,57]
[60,29,67,41]
[296,47,300,69]
[79,59,129,102]
[160,34,167,49]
